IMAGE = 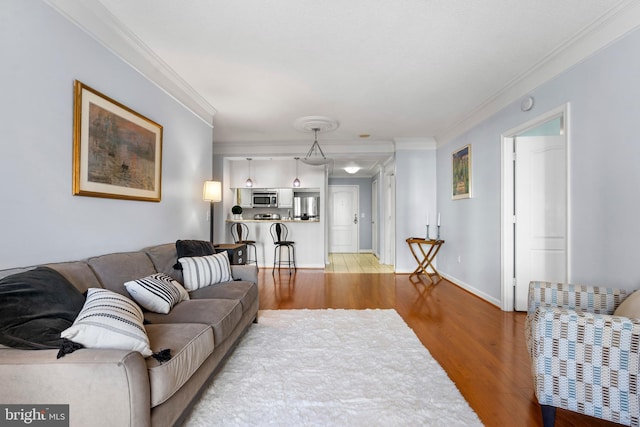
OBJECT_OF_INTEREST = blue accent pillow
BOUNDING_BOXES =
[0,267,86,349]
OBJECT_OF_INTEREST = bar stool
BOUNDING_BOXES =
[230,223,258,270]
[270,223,296,274]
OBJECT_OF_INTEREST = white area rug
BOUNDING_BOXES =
[184,309,482,426]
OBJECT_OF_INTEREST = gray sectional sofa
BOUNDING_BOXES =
[0,242,259,427]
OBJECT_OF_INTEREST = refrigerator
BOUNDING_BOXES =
[293,196,319,219]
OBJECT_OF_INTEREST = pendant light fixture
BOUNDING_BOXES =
[245,158,253,188]
[293,157,301,188]
[293,116,338,166]
[301,128,331,166]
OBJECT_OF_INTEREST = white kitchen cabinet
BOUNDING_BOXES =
[236,188,252,208]
[278,188,294,208]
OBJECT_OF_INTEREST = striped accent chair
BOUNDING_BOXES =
[525,281,640,426]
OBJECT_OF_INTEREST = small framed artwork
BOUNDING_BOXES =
[73,80,163,202]
[452,144,471,200]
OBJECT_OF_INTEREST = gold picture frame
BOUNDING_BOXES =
[452,144,471,200]
[73,80,163,202]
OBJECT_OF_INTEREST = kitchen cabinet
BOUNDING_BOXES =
[278,188,293,208]
[236,188,252,208]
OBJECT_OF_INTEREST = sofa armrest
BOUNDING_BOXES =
[0,348,151,427]
[231,264,258,284]
[527,281,630,316]
[526,306,640,424]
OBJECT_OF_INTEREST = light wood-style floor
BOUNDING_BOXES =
[258,268,620,427]
[326,253,394,273]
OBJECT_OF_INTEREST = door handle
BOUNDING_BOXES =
[354,214,358,224]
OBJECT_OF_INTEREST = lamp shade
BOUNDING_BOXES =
[203,181,222,202]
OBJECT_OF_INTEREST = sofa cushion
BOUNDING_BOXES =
[0,267,34,280]
[614,290,640,319]
[144,299,243,345]
[124,273,189,314]
[0,267,86,349]
[189,280,258,311]
[45,261,103,294]
[178,252,232,291]
[144,243,182,281]
[145,323,214,407]
[61,288,152,357]
[87,251,157,296]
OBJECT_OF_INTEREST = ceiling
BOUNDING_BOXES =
[47,0,638,177]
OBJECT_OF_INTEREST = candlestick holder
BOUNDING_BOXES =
[426,225,430,240]
[437,225,441,240]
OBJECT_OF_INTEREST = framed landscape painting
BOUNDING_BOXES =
[73,80,163,202]
[452,144,471,200]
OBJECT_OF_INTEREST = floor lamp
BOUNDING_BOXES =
[203,181,222,243]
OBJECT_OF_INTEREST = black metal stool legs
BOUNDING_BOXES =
[245,242,258,270]
[272,243,296,274]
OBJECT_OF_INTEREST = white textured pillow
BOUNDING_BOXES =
[61,288,152,357]
[179,251,233,291]
[124,273,189,314]
[614,290,640,319]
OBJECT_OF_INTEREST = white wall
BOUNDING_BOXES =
[395,149,437,273]
[0,1,213,268]
[437,26,640,302]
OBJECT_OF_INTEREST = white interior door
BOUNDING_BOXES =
[384,173,395,266]
[372,180,379,258]
[328,185,359,253]
[514,135,567,310]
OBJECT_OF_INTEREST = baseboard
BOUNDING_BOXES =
[440,273,501,308]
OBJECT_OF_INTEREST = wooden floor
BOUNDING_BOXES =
[326,253,395,273]
[258,268,622,427]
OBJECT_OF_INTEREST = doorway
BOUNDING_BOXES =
[501,104,570,311]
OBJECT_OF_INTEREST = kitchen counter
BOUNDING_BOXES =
[226,218,320,223]
[223,219,324,268]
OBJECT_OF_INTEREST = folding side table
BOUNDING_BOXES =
[406,237,445,284]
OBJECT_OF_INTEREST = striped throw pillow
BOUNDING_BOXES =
[61,288,152,357]
[124,273,189,314]
[178,251,233,291]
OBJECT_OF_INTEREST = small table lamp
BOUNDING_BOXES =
[203,181,222,242]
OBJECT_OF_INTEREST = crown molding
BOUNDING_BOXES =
[214,139,395,156]
[394,137,437,151]
[435,0,640,146]
[43,0,217,128]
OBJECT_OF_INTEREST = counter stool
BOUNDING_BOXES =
[230,223,258,270]
[270,223,296,274]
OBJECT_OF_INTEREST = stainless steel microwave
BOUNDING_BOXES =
[252,191,278,207]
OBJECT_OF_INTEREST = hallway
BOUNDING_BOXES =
[325,253,394,273]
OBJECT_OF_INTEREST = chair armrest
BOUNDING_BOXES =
[527,281,630,315]
[526,306,640,424]
[0,348,151,427]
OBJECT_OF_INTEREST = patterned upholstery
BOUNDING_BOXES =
[525,281,640,426]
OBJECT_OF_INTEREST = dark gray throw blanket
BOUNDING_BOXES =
[0,267,85,349]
